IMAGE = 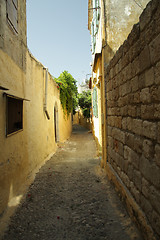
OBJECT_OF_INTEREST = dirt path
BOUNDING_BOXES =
[2,125,143,240]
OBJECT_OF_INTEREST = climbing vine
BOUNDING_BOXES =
[78,90,91,118]
[55,71,78,116]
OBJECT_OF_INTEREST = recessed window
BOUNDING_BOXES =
[6,0,18,33]
[6,95,23,136]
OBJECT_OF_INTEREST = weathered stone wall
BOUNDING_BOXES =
[104,0,150,54]
[0,0,27,71]
[105,0,160,239]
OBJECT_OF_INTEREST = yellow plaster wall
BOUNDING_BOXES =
[0,49,28,214]
[0,49,72,219]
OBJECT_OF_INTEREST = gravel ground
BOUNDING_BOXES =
[2,125,143,240]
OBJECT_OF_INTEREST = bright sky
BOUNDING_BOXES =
[26,0,91,85]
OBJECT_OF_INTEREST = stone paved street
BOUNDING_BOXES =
[2,125,143,240]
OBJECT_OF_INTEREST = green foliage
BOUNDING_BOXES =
[55,71,78,116]
[78,90,91,118]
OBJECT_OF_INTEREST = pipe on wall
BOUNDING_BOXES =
[44,67,50,120]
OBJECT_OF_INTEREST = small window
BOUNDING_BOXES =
[6,95,23,136]
[6,0,18,33]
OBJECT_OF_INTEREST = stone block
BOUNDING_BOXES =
[120,106,128,117]
[136,106,141,118]
[107,91,113,101]
[126,63,132,81]
[127,117,133,131]
[154,104,160,119]
[155,61,160,85]
[107,116,114,127]
[112,128,125,144]
[129,149,140,170]
[124,145,131,160]
[128,164,133,181]
[116,154,124,169]
[139,1,152,31]
[150,85,160,102]
[112,87,119,101]
[138,73,145,90]
[149,33,160,65]
[125,132,134,149]
[131,57,140,77]
[133,169,142,191]
[140,195,153,222]
[152,210,160,236]
[143,139,154,159]
[127,23,140,46]
[142,177,150,198]
[145,67,154,87]
[158,122,160,143]
[107,80,112,92]
[134,136,143,154]
[122,160,129,174]
[140,155,160,188]
[121,172,130,189]
[114,116,122,129]
[139,46,151,73]
[133,92,141,104]
[155,144,160,167]
[142,121,157,140]
[128,105,137,118]
[144,16,157,45]
[149,185,160,215]
[124,146,140,169]
[108,136,113,148]
[130,182,140,204]
[107,126,112,136]
[140,88,151,103]
[141,104,155,120]
[122,118,127,130]
[132,119,143,136]
[131,76,139,93]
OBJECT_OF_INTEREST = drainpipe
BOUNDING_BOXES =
[44,67,50,120]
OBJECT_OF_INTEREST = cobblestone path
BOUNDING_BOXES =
[2,125,143,240]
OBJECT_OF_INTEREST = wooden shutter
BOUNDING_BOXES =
[6,0,18,33]
[93,87,98,117]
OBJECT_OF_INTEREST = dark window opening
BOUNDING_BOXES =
[6,95,23,136]
[6,0,18,33]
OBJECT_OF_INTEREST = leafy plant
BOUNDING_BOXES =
[55,71,78,116]
[78,90,91,118]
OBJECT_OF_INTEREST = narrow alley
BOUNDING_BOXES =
[2,125,143,240]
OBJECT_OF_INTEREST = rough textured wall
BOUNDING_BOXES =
[26,51,72,174]
[105,0,150,54]
[0,0,27,71]
[0,49,72,226]
[0,49,27,218]
[105,0,160,239]
[0,0,72,233]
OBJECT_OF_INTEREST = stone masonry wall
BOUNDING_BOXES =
[105,0,160,238]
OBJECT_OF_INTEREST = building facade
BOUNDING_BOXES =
[88,0,160,239]
[0,0,72,231]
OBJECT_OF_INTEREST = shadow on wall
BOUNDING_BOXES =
[73,112,91,130]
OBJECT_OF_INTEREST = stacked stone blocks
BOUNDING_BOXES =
[105,0,160,238]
